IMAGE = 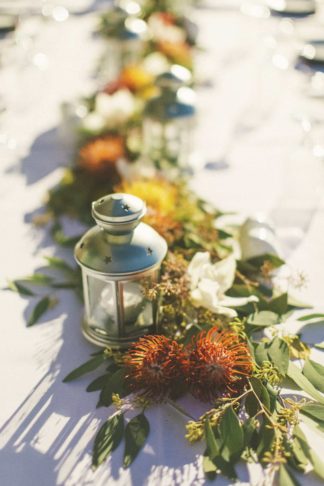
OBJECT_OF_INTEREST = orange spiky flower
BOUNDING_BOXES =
[184,327,253,402]
[124,335,185,401]
[144,210,183,245]
[78,135,124,176]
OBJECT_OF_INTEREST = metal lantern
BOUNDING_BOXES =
[101,12,147,83]
[75,193,168,349]
[143,65,196,170]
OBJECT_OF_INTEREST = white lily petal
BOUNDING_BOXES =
[95,92,114,118]
[221,295,259,308]
[187,251,211,288]
[211,254,236,293]
[82,112,106,132]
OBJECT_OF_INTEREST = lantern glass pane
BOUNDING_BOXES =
[101,39,143,83]
[86,275,118,338]
[143,117,194,168]
[120,273,157,337]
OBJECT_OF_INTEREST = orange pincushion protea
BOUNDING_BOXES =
[144,210,183,245]
[78,136,125,175]
[124,335,185,400]
[185,327,253,401]
[157,41,192,69]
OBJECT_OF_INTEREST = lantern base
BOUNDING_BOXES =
[81,318,154,349]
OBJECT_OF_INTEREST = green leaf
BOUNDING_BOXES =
[298,313,324,322]
[92,413,124,468]
[123,413,150,468]
[254,342,269,365]
[44,256,75,274]
[278,464,301,486]
[86,374,112,392]
[250,377,271,411]
[303,360,324,393]
[63,353,106,382]
[219,406,244,461]
[204,419,237,479]
[266,337,289,375]
[293,426,324,480]
[287,362,324,405]
[260,293,288,316]
[245,392,260,417]
[27,296,56,326]
[205,418,220,459]
[97,368,127,407]
[20,274,54,285]
[6,280,35,296]
[202,450,217,480]
[247,311,279,327]
[246,253,285,269]
[257,416,275,457]
[315,342,324,350]
[301,402,324,423]
[290,437,309,469]
[51,222,82,247]
[242,418,257,447]
[287,296,312,309]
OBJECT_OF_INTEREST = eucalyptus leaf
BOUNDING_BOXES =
[298,313,324,322]
[204,419,238,479]
[266,337,289,376]
[259,293,288,316]
[20,274,54,285]
[246,253,285,269]
[245,392,260,417]
[123,413,150,468]
[287,296,312,310]
[205,418,220,460]
[86,373,114,393]
[44,256,75,274]
[279,464,301,486]
[303,360,324,393]
[219,406,244,461]
[257,416,275,457]
[293,426,324,480]
[63,354,106,382]
[250,377,271,411]
[247,311,279,328]
[27,296,56,326]
[290,437,309,469]
[7,280,35,296]
[301,402,324,423]
[92,413,124,468]
[202,450,217,480]
[287,362,324,405]
[254,342,269,365]
[97,368,127,407]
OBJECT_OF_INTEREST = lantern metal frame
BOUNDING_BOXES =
[75,193,167,349]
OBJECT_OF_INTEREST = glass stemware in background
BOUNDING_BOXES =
[269,144,324,258]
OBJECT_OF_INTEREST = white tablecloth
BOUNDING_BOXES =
[1,2,324,485]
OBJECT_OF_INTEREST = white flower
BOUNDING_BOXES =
[148,13,186,44]
[142,52,170,76]
[95,89,136,127]
[81,111,106,133]
[187,252,258,317]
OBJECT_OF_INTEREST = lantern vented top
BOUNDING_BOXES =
[92,193,146,229]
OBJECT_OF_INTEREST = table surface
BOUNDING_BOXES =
[1,1,324,485]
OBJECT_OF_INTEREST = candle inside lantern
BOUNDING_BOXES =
[91,281,153,337]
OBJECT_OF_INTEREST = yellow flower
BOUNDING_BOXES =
[116,178,178,216]
[120,65,154,93]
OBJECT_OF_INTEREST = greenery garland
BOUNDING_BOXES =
[7,1,324,484]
